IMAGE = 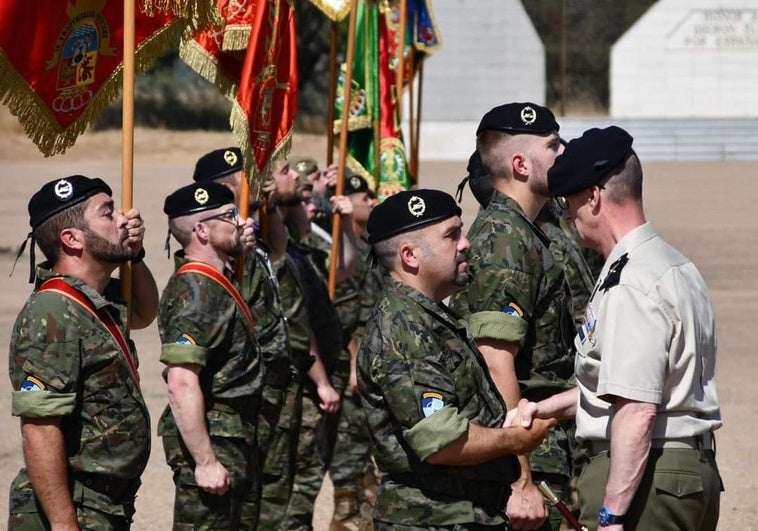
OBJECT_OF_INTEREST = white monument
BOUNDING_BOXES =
[611,0,758,117]
[421,0,546,122]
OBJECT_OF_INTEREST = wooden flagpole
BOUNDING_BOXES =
[395,0,407,120]
[326,21,338,166]
[235,176,251,282]
[408,50,416,186]
[328,0,359,300]
[120,0,136,313]
[413,58,424,182]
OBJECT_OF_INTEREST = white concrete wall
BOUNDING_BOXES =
[419,0,546,122]
[611,0,758,117]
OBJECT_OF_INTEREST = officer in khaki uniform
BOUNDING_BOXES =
[8,175,158,530]
[516,126,723,530]
[158,182,262,530]
[359,189,555,530]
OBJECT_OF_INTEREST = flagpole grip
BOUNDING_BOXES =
[329,0,359,300]
[235,175,251,283]
[120,0,136,322]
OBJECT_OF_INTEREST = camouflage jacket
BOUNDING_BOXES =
[157,253,262,440]
[358,279,517,526]
[536,205,595,326]
[242,244,292,388]
[449,190,576,392]
[333,233,385,344]
[8,263,150,479]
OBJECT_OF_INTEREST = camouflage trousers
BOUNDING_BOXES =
[281,389,338,530]
[162,435,255,530]
[8,470,138,531]
[258,379,304,530]
[329,389,377,531]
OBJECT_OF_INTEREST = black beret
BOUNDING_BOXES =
[367,189,461,244]
[467,150,488,179]
[193,147,242,182]
[476,102,559,136]
[29,175,112,229]
[343,173,371,196]
[548,126,635,197]
[164,182,235,219]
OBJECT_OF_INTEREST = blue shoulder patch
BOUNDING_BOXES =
[175,333,196,345]
[502,302,524,318]
[421,392,445,418]
[20,375,46,392]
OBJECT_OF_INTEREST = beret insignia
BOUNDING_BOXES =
[194,188,209,205]
[407,196,426,217]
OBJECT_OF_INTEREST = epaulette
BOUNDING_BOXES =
[598,253,628,292]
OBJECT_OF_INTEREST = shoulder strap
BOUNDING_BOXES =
[36,278,140,386]
[177,262,256,336]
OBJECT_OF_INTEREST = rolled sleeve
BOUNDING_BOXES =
[12,391,76,418]
[160,343,208,366]
[468,311,527,344]
[403,405,469,461]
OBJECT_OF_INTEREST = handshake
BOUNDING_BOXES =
[503,398,543,429]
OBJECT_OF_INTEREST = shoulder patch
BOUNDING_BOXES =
[502,302,524,317]
[421,391,445,418]
[20,375,46,392]
[175,333,196,345]
[598,253,629,292]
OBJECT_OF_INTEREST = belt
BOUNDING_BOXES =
[586,432,715,457]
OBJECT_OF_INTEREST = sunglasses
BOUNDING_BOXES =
[198,207,239,225]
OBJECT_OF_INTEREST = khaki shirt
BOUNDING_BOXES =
[575,223,722,441]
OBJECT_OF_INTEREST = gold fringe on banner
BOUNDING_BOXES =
[178,39,240,99]
[229,101,293,198]
[0,20,187,157]
[221,26,252,52]
[306,0,351,22]
[141,0,220,30]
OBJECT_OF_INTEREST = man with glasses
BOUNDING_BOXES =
[450,102,577,530]
[515,126,723,530]
[158,181,262,529]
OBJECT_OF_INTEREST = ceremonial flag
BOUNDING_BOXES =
[306,0,350,22]
[0,0,186,156]
[231,0,297,191]
[407,0,441,54]
[181,0,298,192]
[334,0,411,199]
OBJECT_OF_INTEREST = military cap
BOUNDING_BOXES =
[29,175,112,229]
[289,156,319,179]
[476,102,559,136]
[164,181,235,219]
[547,125,634,197]
[193,147,242,182]
[343,173,371,196]
[367,189,461,244]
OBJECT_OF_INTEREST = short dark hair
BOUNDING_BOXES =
[33,200,89,263]
[605,153,643,204]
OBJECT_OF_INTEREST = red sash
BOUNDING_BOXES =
[36,278,140,386]
[176,262,256,336]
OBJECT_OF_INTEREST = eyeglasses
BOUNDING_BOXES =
[198,207,239,225]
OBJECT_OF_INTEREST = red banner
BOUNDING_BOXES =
[0,0,184,156]
[231,0,297,190]
[182,0,298,192]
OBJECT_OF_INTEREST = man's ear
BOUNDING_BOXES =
[511,152,529,180]
[194,222,210,244]
[59,227,84,252]
[398,240,420,271]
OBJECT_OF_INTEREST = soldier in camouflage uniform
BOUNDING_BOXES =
[329,174,383,531]
[282,161,360,530]
[359,189,554,530]
[8,175,158,530]
[158,182,262,530]
[191,147,293,528]
[449,103,576,531]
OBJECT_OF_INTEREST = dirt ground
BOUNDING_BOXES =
[0,113,755,529]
